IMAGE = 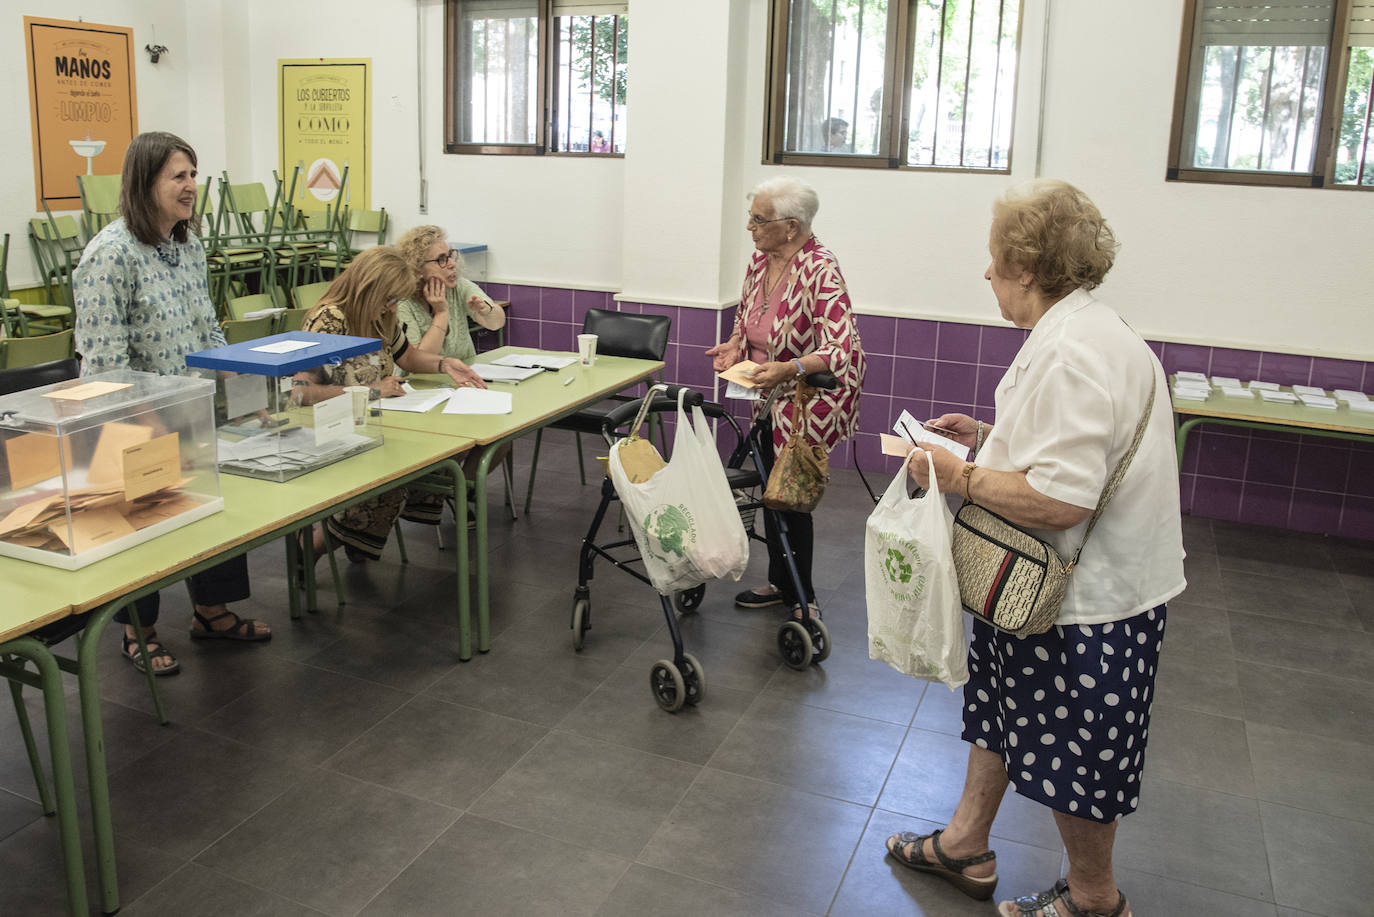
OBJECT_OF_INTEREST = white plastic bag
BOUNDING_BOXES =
[865,451,968,688]
[609,392,749,595]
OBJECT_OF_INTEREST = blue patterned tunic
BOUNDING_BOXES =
[74,218,225,375]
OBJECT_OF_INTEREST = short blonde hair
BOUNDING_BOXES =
[310,245,416,342]
[396,225,463,299]
[990,180,1117,299]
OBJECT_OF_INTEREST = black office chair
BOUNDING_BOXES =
[0,357,82,395]
[523,308,671,512]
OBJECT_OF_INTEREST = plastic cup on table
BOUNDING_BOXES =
[578,333,598,366]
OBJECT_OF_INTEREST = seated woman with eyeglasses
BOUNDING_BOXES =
[291,245,484,560]
[395,226,506,369]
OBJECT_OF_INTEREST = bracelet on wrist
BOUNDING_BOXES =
[960,462,977,501]
[974,420,986,455]
[792,358,806,378]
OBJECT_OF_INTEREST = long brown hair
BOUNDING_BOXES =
[120,131,197,246]
[308,246,417,342]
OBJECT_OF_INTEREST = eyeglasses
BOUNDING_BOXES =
[747,213,792,228]
[425,249,461,267]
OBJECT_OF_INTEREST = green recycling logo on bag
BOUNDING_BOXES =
[642,504,697,566]
[877,533,926,604]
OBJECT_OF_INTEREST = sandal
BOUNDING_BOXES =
[121,633,180,676]
[791,602,822,621]
[885,828,997,900]
[190,609,272,642]
[735,586,784,608]
[999,878,1130,917]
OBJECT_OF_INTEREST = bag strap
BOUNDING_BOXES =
[784,382,813,445]
[1068,370,1157,569]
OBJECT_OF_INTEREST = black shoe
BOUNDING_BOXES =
[735,586,784,609]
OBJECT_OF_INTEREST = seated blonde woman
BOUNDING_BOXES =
[291,245,483,559]
[395,226,506,365]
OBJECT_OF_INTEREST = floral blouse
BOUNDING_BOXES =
[74,219,225,375]
[731,236,865,450]
[302,303,408,386]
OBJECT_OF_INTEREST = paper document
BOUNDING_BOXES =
[492,354,576,370]
[1211,376,1241,388]
[241,307,285,320]
[252,340,318,354]
[1293,384,1327,397]
[1333,390,1369,403]
[718,361,762,388]
[1299,394,1338,409]
[724,380,762,401]
[444,388,512,415]
[1246,381,1279,391]
[1348,400,1374,414]
[379,383,452,413]
[880,433,914,457]
[894,410,970,461]
[42,380,131,402]
[1259,390,1299,404]
[472,363,543,383]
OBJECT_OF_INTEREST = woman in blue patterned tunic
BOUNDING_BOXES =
[74,131,272,676]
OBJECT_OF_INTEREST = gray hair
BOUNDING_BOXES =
[748,177,819,227]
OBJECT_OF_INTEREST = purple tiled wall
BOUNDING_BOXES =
[494,283,1374,540]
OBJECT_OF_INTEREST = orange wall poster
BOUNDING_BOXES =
[24,16,139,209]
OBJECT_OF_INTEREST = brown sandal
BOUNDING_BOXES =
[885,828,998,899]
[121,633,180,676]
[999,878,1130,917]
[190,610,271,642]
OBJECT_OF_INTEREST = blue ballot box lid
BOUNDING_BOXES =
[185,332,382,376]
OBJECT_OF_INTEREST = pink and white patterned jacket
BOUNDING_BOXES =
[732,236,865,450]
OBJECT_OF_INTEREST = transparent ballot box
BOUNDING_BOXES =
[0,370,223,570]
[185,331,384,482]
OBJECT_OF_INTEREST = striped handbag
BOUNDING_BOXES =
[950,384,1155,637]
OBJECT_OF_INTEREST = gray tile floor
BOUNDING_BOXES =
[2,438,1372,916]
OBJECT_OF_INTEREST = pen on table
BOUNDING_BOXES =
[562,376,575,386]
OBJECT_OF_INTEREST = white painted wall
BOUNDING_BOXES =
[3,0,1370,359]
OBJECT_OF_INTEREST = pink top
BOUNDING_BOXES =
[743,268,790,364]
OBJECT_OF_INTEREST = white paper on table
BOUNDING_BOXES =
[1299,395,1338,409]
[1293,384,1327,397]
[1246,381,1280,391]
[224,373,267,419]
[443,388,512,415]
[1218,387,1254,399]
[217,430,281,461]
[380,383,452,413]
[472,363,542,383]
[492,354,577,370]
[251,339,319,354]
[1334,390,1369,403]
[1348,400,1374,414]
[894,410,971,461]
[1211,376,1241,388]
[313,392,354,445]
[1175,371,1208,382]
[1259,390,1299,404]
[724,380,762,401]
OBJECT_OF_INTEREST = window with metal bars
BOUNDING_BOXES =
[763,0,1023,171]
[444,0,627,155]
[1167,0,1374,188]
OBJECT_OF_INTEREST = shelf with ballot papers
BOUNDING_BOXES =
[186,332,387,482]
[0,370,223,569]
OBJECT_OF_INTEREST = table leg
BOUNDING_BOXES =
[447,459,471,661]
[1176,416,1206,470]
[474,443,500,653]
[76,602,123,915]
[0,638,88,917]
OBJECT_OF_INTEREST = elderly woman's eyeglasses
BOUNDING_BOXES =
[747,212,792,228]
[426,249,461,267]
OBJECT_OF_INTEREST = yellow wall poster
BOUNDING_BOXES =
[24,16,139,209]
[278,58,371,212]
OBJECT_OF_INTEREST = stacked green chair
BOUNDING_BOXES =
[203,179,271,318]
[220,178,324,294]
[221,315,275,344]
[77,173,122,238]
[1,328,76,369]
[20,220,79,331]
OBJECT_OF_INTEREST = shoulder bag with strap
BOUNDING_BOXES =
[950,379,1157,637]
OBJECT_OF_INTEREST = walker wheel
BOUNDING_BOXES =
[673,584,706,614]
[803,617,831,664]
[777,620,814,670]
[649,660,686,712]
[679,652,706,706]
[571,597,590,651]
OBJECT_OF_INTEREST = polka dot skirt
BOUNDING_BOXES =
[961,605,1167,823]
